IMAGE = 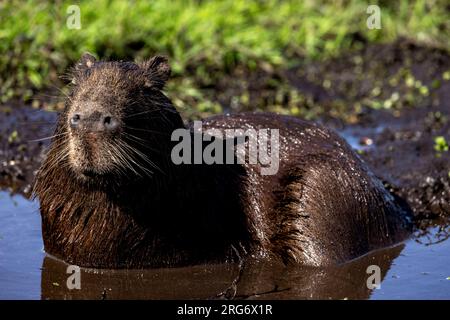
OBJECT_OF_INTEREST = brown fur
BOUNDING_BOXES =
[33,54,412,268]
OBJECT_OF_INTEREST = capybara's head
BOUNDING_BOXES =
[60,53,184,181]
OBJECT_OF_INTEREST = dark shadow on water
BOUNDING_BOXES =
[41,244,404,300]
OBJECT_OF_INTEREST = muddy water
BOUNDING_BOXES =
[0,191,449,300]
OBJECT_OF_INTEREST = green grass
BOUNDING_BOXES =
[0,0,449,114]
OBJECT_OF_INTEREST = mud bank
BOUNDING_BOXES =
[358,107,449,222]
[0,104,56,194]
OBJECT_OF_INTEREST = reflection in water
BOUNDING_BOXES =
[1,191,450,300]
[413,220,450,246]
[40,245,403,300]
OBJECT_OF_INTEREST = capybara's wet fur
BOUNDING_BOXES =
[33,54,412,268]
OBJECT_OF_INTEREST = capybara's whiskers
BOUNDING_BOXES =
[124,126,171,136]
[118,140,160,176]
[114,141,151,177]
[121,132,164,155]
[123,108,164,119]
[29,132,68,142]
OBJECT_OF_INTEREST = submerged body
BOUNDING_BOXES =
[34,54,411,268]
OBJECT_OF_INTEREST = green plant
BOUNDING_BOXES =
[1,0,449,117]
[434,136,449,153]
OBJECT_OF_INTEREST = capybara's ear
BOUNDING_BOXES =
[76,52,97,71]
[140,55,171,89]
[72,53,96,84]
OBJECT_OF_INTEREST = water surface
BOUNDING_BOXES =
[0,191,449,300]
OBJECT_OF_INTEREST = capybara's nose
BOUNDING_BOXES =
[101,115,120,132]
[70,111,119,133]
[70,113,81,128]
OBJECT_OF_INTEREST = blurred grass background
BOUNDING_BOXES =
[0,0,449,118]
